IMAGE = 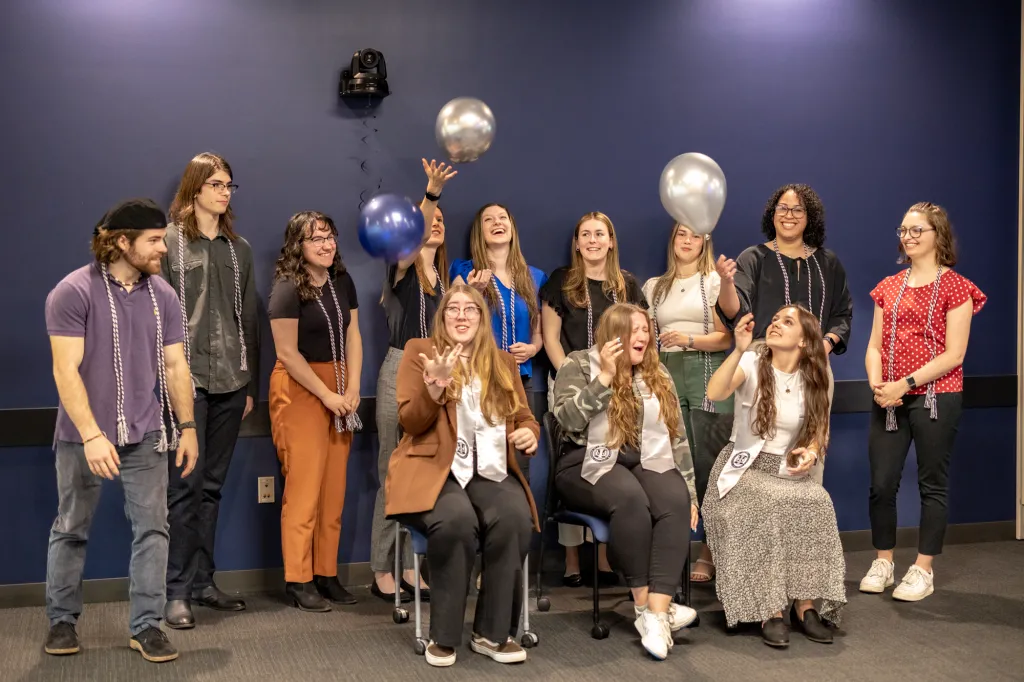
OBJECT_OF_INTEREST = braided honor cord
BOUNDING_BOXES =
[418,265,446,339]
[772,239,827,328]
[316,279,363,433]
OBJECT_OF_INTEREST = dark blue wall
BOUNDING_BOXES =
[0,0,1018,585]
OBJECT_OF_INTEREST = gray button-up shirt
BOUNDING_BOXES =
[160,224,260,400]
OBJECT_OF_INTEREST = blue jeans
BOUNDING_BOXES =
[45,432,170,635]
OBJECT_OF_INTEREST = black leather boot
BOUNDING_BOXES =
[192,585,246,612]
[163,599,195,629]
[314,575,358,605]
[286,581,331,612]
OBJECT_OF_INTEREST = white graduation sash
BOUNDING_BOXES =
[582,348,677,485]
[452,377,508,489]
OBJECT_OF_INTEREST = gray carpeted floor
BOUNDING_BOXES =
[2,542,1023,682]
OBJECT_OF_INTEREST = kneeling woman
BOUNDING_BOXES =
[702,306,845,648]
[552,303,699,661]
[385,285,540,668]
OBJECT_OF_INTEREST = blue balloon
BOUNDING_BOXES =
[358,194,425,262]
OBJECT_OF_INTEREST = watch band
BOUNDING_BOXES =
[424,190,441,202]
[905,376,917,390]
[175,421,197,433]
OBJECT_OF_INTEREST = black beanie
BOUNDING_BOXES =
[93,198,168,235]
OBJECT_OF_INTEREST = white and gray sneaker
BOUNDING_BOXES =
[634,610,672,660]
[858,558,895,594]
[892,565,934,602]
[634,603,697,631]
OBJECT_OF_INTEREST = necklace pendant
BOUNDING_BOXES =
[785,388,791,393]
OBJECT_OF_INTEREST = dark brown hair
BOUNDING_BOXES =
[90,229,143,264]
[898,202,958,267]
[273,211,346,301]
[468,203,540,332]
[751,304,831,458]
[169,152,237,241]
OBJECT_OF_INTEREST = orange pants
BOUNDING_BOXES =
[269,361,352,583]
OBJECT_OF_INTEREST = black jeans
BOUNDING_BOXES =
[166,386,248,599]
[394,475,532,648]
[555,447,691,596]
[868,392,963,556]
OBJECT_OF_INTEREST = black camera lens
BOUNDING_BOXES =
[360,49,380,68]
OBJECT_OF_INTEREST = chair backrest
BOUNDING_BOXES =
[538,412,566,522]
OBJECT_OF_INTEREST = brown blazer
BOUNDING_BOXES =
[384,338,540,530]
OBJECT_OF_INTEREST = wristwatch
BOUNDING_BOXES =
[175,421,197,433]
[905,376,917,390]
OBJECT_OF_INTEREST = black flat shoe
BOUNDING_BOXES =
[790,604,833,644]
[192,585,246,612]
[399,578,430,602]
[562,573,583,588]
[163,599,195,629]
[371,580,412,603]
[314,575,358,605]
[286,581,331,612]
[761,617,790,648]
[598,570,619,587]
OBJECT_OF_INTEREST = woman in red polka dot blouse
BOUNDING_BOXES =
[860,202,986,603]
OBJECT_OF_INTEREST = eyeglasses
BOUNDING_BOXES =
[204,181,239,195]
[775,204,806,218]
[306,235,337,247]
[444,305,482,319]
[896,226,935,239]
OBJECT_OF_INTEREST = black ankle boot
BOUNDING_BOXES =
[790,604,833,644]
[761,617,790,648]
[313,575,358,605]
[286,581,331,612]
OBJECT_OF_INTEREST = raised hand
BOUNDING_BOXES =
[734,313,755,353]
[422,158,458,196]
[420,343,463,383]
[715,255,737,283]
[597,338,624,386]
[465,268,493,292]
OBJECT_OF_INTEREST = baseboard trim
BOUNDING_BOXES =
[1,521,1014,609]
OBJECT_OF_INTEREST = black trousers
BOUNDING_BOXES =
[395,475,532,648]
[868,392,963,556]
[555,447,691,596]
[166,386,248,599]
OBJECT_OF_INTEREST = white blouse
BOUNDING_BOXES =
[729,350,804,455]
[642,272,721,352]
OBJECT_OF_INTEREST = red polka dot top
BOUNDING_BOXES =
[870,269,986,394]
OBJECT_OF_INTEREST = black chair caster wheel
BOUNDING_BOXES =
[591,623,610,639]
[392,608,409,624]
[413,637,427,655]
[521,631,539,648]
[537,597,551,612]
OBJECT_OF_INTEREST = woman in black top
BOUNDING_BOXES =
[370,159,458,602]
[715,184,853,473]
[268,211,362,612]
[539,210,646,586]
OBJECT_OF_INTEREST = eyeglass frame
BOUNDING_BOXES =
[443,304,482,319]
[895,226,936,239]
[204,181,239,195]
[304,235,337,247]
[774,203,806,218]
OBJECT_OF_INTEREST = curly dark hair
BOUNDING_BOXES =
[273,211,346,301]
[760,184,826,248]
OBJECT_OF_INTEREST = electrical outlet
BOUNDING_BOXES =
[258,477,275,504]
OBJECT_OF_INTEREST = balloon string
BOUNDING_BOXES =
[357,101,382,211]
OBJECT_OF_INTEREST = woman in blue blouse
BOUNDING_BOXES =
[450,203,547,391]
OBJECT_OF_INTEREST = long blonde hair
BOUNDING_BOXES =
[649,223,716,309]
[563,212,626,308]
[469,203,540,331]
[429,285,522,424]
[594,303,681,449]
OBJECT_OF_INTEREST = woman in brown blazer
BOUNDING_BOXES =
[386,284,539,668]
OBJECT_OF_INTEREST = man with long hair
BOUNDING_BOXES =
[160,153,260,628]
[43,198,198,662]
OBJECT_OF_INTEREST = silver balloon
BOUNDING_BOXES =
[435,97,496,163]
[658,153,726,236]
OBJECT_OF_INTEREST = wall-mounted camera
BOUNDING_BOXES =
[339,48,390,98]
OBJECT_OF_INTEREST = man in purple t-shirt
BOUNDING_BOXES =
[42,198,198,664]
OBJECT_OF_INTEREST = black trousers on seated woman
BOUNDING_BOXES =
[555,445,690,596]
[394,474,532,648]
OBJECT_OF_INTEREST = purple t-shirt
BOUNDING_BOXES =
[45,263,185,445]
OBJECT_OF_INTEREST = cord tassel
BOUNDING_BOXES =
[116,415,129,447]
[885,406,897,432]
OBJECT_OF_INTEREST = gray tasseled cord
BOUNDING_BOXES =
[772,239,827,328]
[586,285,617,348]
[317,278,362,432]
[494,276,516,352]
[884,266,944,431]
[418,265,446,339]
[651,276,716,413]
[101,265,176,451]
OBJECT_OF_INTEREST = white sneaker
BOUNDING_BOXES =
[892,565,934,602]
[858,558,895,594]
[634,603,697,631]
[634,610,671,660]
[425,641,456,667]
